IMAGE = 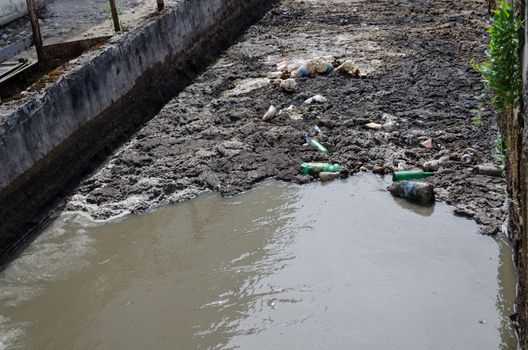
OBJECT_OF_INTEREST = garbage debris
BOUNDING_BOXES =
[449,152,462,161]
[336,60,360,77]
[472,164,503,177]
[304,95,328,104]
[365,122,382,130]
[372,165,386,174]
[392,170,434,182]
[319,172,341,182]
[300,162,343,176]
[291,57,335,78]
[404,135,417,146]
[307,138,328,153]
[461,154,475,165]
[382,121,397,132]
[420,138,433,149]
[388,181,435,205]
[277,60,288,71]
[280,70,292,80]
[303,126,327,153]
[461,148,479,165]
[422,156,449,172]
[305,125,322,139]
[280,78,297,92]
[223,78,270,97]
[266,71,283,79]
[278,105,304,120]
[262,105,278,122]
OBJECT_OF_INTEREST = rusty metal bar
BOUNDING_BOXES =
[108,0,121,33]
[156,0,164,11]
[26,0,43,61]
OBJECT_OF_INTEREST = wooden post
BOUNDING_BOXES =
[108,0,121,33]
[156,0,164,11]
[26,0,43,61]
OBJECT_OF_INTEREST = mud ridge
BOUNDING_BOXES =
[65,0,506,236]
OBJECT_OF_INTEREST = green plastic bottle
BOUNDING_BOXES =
[308,139,328,153]
[392,170,434,182]
[300,163,342,176]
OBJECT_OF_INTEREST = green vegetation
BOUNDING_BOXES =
[476,0,523,112]
[470,94,486,126]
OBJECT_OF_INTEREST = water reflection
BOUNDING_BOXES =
[0,175,518,349]
[390,195,435,217]
[495,234,518,349]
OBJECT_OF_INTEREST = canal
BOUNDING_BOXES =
[0,174,517,349]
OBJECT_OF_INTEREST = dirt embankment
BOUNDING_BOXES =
[64,0,504,234]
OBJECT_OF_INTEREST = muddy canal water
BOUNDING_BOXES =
[0,175,517,349]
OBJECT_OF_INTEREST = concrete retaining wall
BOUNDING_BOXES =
[0,0,256,193]
[0,0,51,26]
[0,0,275,263]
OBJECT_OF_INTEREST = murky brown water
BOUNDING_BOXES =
[0,175,517,349]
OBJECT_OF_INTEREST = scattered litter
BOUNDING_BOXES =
[319,172,340,182]
[280,70,292,80]
[222,78,270,97]
[304,95,328,104]
[279,105,304,120]
[420,138,433,149]
[306,138,328,153]
[305,125,322,139]
[461,154,475,165]
[388,181,435,205]
[404,135,417,146]
[293,65,310,78]
[449,152,462,161]
[262,105,278,122]
[372,165,386,174]
[382,121,397,132]
[392,170,434,182]
[365,122,382,130]
[277,60,288,71]
[291,57,335,78]
[266,71,282,79]
[300,162,342,176]
[280,78,297,92]
[472,164,503,177]
[336,60,360,77]
[461,148,479,165]
[397,162,406,171]
[303,126,327,153]
[422,156,449,172]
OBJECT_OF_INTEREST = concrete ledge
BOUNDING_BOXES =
[0,0,276,264]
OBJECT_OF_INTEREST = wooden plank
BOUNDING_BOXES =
[108,0,121,32]
[26,0,43,61]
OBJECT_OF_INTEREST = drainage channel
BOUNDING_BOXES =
[0,0,278,265]
[0,175,517,349]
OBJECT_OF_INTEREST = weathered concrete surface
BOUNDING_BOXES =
[0,0,276,263]
[0,0,51,27]
[500,1,528,348]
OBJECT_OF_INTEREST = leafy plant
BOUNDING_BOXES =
[470,94,486,126]
[475,0,523,111]
[495,135,507,177]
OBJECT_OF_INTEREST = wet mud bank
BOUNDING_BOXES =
[66,0,507,238]
[0,0,278,264]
